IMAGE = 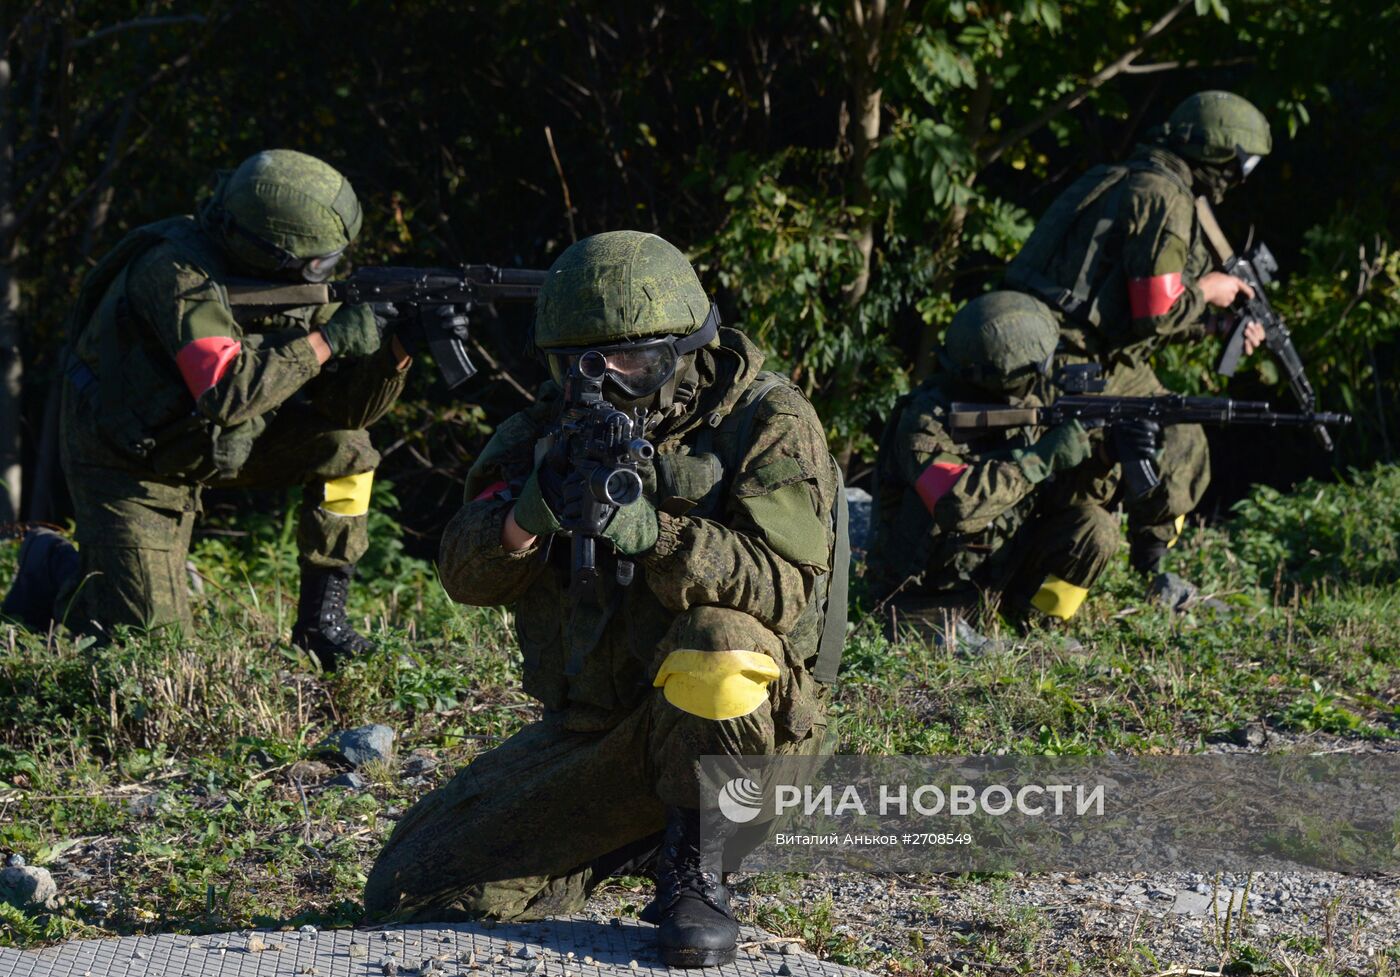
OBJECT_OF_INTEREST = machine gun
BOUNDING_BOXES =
[1193,199,1334,452]
[556,350,655,598]
[224,264,547,389]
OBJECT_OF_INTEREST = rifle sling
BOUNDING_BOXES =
[1193,196,1236,266]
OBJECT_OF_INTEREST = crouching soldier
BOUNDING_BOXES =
[868,292,1136,642]
[2,149,411,668]
[363,231,846,967]
[1004,91,1274,576]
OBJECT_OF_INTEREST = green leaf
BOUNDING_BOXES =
[34,839,83,866]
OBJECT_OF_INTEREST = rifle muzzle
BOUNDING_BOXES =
[589,466,644,507]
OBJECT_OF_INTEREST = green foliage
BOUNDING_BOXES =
[2,457,1399,972]
[1215,464,1400,587]
[10,0,1399,526]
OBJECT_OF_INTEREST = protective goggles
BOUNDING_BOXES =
[1234,145,1262,182]
[545,304,720,397]
[225,216,346,282]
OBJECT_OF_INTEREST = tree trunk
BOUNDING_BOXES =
[845,82,881,308]
[842,0,896,311]
[0,57,21,522]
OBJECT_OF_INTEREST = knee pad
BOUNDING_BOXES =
[321,470,374,517]
[653,649,780,721]
[654,606,784,721]
[1029,574,1090,621]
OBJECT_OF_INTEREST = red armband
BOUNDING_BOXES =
[175,336,241,398]
[1127,273,1185,319]
[473,480,509,502]
[914,461,969,513]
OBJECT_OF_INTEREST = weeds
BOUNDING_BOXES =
[1,468,1398,974]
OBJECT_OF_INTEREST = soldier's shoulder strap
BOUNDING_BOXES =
[65,216,197,346]
[718,370,848,686]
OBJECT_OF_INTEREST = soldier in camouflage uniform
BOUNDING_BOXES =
[868,292,1131,639]
[364,231,844,968]
[1,150,410,668]
[1004,90,1272,574]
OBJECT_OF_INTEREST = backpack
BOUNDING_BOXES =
[1005,158,1193,329]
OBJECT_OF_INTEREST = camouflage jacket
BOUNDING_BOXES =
[437,329,838,728]
[1005,145,1214,370]
[65,217,406,504]
[867,374,1054,599]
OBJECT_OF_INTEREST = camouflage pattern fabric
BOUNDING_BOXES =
[363,609,831,923]
[58,400,386,635]
[1007,146,1214,365]
[57,216,406,635]
[1164,91,1272,165]
[867,374,1119,631]
[533,231,711,348]
[1004,144,1216,547]
[363,328,838,921]
[200,149,363,272]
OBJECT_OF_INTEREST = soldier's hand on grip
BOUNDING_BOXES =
[512,439,571,539]
[1110,419,1163,499]
[320,302,384,359]
[1028,420,1094,474]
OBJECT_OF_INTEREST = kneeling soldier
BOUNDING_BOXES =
[2,149,410,668]
[363,231,845,967]
[868,292,1129,640]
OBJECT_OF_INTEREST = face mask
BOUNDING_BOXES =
[1192,162,1238,204]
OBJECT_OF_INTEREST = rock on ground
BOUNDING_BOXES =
[320,724,396,767]
[0,864,58,910]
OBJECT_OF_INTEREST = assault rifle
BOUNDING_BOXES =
[948,377,1351,495]
[556,351,655,602]
[224,265,548,389]
[1193,199,1333,451]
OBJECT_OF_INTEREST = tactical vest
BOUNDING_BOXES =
[1005,156,1193,346]
[539,370,849,693]
[65,218,310,479]
[64,218,230,476]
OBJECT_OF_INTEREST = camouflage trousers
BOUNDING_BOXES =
[880,501,1120,638]
[57,402,380,636]
[1060,358,1210,547]
[362,605,831,924]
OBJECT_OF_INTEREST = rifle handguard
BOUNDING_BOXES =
[947,406,1042,434]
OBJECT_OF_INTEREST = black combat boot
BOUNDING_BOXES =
[2,528,79,632]
[1129,535,1169,576]
[291,563,373,671]
[640,806,739,968]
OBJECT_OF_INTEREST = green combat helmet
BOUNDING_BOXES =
[199,149,363,281]
[533,230,719,409]
[943,291,1059,397]
[1165,90,1272,179]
